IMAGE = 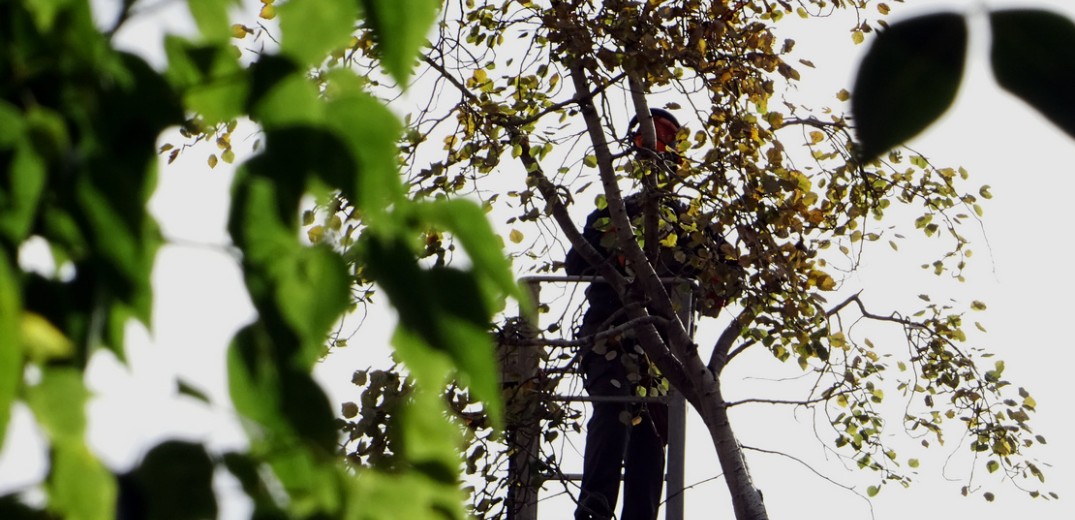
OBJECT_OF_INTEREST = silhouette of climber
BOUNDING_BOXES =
[565,109,737,520]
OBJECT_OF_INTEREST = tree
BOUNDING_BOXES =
[0,0,515,519]
[323,1,1058,519]
[1,1,1062,520]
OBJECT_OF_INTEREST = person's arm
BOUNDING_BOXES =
[564,206,613,275]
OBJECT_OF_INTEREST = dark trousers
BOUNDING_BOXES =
[574,324,667,520]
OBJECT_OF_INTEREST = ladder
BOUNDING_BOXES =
[499,275,692,520]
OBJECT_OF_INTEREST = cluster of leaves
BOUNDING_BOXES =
[852,8,1075,161]
[0,2,183,516]
[318,0,1056,511]
[339,318,588,520]
[0,0,526,519]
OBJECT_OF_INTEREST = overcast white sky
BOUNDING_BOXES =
[2,1,1074,519]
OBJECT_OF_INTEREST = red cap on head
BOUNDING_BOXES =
[630,108,681,152]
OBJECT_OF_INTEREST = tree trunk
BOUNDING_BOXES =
[696,379,769,520]
[556,41,770,520]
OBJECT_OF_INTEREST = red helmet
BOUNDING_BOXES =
[629,108,681,153]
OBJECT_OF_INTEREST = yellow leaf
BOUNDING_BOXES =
[878,3,890,15]
[22,312,73,362]
[509,229,524,244]
[659,233,678,247]
[328,215,343,231]
[231,24,249,39]
[828,332,847,350]
[993,439,1012,456]
[207,154,218,168]
[852,30,865,44]
[836,89,850,101]
[1023,395,1037,409]
[260,4,276,20]
[765,111,784,128]
[221,149,235,164]
[808,130,824,144]
[473,68,488,84]
[307,225,325,243]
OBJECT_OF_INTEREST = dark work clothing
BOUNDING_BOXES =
[566,194,690,520]
[574,316,666,520]
[567,193,740,520]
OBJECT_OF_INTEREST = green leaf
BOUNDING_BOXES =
[347,468,466,520]
[990,9,1075,139]
[75,179,142,286]
[49,443,117,520]
[26,368,89,445]
[0,258,21,449]
[220,453,287,518]
[177,379,211,403]
[188,0,236,42]
[23,107,69,165]
[274,246,351,362]
[359,0,441,84]
[0,100,23,147]
[322,76,405,215]
[0,143,47,244]
[228,168,350,363]
[365,233,504,428]
[393,386,463,484]
[391,326,453,390]
[866,484,879,497]
[262,446,341,515]
[279,368,338,453]
[851,12,967,162]
[22,0,78,32]
[227,325,287,437]
[122,441,218,520]
[27,369,113,519]
[279,0,358,66]
[228,170,304,284]
[362,236,446,360]
[249,62,324,129]
[227,325,338,453]
[163,37,249,123]
[416,198,524,309]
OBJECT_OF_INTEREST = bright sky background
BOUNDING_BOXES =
[1,1,1074,519]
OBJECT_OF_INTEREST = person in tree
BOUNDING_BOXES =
[565,109,741,520]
